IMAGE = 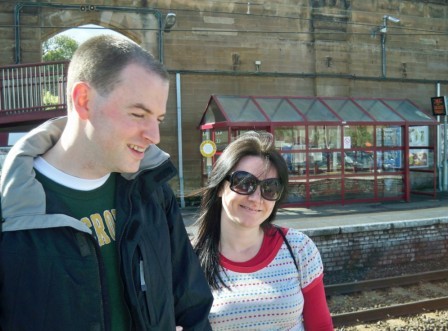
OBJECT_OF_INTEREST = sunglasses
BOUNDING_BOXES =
[225,170,283,201]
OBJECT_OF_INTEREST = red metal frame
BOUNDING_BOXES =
[198,95,438,207]
[0,61,69,130]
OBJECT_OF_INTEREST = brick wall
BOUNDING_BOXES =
[304,218,448,272]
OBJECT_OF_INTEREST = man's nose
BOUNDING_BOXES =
[142,119,160,145]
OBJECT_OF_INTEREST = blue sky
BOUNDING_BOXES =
[59,24,124,44]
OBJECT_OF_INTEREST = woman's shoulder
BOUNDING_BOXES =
[282,227,317,248]
[282,227,308,239]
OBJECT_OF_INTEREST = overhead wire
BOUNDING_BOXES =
[0,23,445,37]
[0,1,446,36]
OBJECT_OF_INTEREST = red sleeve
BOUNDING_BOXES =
[302,277,334,331]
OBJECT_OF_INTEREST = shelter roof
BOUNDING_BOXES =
[199,95,437,127]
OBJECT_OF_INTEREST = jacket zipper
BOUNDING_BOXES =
[85,232,111,331]
[117,179,139,330]
[139,259,147,292]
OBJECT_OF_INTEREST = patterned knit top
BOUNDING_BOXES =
[209,227,324,330]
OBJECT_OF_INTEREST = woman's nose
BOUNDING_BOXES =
[248,185,263,201]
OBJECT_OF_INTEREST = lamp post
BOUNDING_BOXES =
[378,15,400,78]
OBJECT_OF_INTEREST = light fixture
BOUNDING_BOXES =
[380,15,400,33]
[385,15,400,23]
[159,12,177,64]
[372,14,400,78]
[163,12,177,33]
[255,60,261,72]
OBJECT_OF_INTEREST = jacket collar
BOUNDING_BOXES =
[1,116,171,232]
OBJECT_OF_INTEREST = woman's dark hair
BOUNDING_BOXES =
[193,131,289,290]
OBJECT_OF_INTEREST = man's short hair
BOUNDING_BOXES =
[66,35,169,110]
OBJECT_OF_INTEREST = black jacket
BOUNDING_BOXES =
[0,117,213,331]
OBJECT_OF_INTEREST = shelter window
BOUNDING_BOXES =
[343,126,374,149]
[324,98,373,122]
[377,150,404,172]
[215,130,229,152]
[376,126,402,147]
[289,98,340,121]
[384,100,434,122]
[354,99,403,122]
[308,151,342,176]
[274,127,306,148]
[309,126,341,149]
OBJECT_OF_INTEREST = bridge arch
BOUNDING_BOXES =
[15,3,162,64]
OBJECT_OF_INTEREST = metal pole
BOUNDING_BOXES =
[380,16,387,78]
[176,73,185,208]
[381,32,386,78]
[444,97,448,192]
[437,82,442,191]
[436,82,448,192]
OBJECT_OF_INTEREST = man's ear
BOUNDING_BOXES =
[71,82,91,120]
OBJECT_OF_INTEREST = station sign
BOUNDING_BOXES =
[200,140,217,158]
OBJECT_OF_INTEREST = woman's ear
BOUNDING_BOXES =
[71,82,91,120]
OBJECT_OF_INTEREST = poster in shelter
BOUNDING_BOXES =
[409,126,429,168]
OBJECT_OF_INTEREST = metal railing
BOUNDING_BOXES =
[0,61,69,115]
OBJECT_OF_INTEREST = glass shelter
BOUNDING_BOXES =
[198,95,438,207]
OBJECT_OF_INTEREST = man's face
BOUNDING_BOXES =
[86,63,169,175]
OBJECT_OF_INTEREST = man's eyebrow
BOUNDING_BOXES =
[131,103,165,118]
[132,103,152,113]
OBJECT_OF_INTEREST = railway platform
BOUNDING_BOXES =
[182,192,448,235]
[182,192,448,285]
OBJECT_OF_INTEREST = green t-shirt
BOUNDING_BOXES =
[36,171,130,330]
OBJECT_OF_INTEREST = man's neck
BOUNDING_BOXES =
[34,156,111,190]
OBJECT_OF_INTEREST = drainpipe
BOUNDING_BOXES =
[13,3,24,64]
[379,15,400,78]
[176,73,185,208]
[158,12,164,63]
[380,30,386,78]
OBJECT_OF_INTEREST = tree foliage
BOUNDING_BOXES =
[42,35,79,62]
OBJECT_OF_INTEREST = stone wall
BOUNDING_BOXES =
[305,218,448,272]
[0,0,447,197]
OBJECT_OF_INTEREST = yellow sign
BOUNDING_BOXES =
[200,140,217,157]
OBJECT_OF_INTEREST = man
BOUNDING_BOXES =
[0,35,213,331]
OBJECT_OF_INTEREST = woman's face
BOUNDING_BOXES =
[219,155,279,231]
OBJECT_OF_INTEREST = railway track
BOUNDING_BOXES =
[326,269,448,327]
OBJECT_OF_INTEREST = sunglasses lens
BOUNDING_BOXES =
[230,171,257,195]
[228,171,283,201]
[261,179,282,201]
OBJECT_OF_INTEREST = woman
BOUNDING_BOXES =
[194,131,333,330]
